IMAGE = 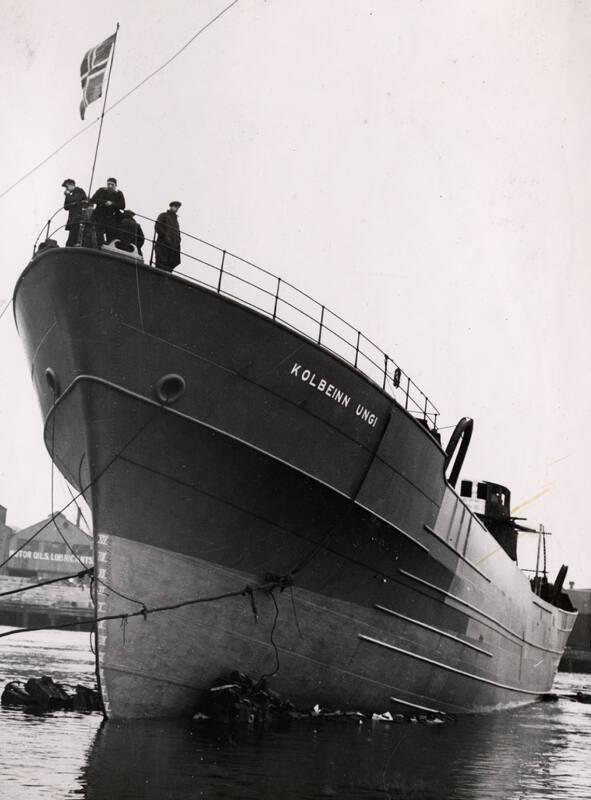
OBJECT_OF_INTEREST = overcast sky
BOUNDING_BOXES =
[1,0,590,584]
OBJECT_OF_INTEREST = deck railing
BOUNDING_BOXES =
[34,211,440,428]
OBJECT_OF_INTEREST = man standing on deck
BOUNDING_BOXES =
[62,179,87,247]
[117,210,145,256]
[154,201,182,272]
[90,177,126,247]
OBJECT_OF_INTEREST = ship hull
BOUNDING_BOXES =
[14,249,576,718]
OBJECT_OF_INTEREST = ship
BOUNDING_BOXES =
[13,231,577,719]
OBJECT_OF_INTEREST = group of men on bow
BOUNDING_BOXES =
[61,177,182,272]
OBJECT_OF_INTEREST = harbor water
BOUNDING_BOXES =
[0,627,590,800]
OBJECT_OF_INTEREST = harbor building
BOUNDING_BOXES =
[0,503,93,630]
[560,583,591,673]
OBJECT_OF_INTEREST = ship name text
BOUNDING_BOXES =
[290,362,379,428]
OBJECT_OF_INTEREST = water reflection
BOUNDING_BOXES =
[80,688,591,800]
[0,630,589,799]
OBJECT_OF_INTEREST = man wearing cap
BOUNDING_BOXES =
[117,210,145,256]
[90,177,126,247]
[61,179,87,247]
[154,201,182,272]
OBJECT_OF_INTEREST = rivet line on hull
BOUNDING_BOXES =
[374,604,493,657]
[358,634,547,695]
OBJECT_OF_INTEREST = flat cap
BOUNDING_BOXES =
[107,177,117,185]
[61,179,75,187]
[169,201,182,208]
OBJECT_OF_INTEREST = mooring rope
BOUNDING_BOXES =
[0,568,93,598]
[257,587,281,681]
[0,578,282,640]
[0,399,160,576]
[45,386,147,610]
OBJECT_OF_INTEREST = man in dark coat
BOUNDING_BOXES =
[117,210,145,256]
[154,201,182,272]
[62,179,87,247]
[90,177,126,247]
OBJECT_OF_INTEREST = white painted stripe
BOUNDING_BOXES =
[397,568,565,655]
[355,504,430,552]
[374,604,493,657]
[358,634,547,695]
[389,695,444,715]
[397,568,520,637]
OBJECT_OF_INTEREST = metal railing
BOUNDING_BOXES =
[34,209,440,428]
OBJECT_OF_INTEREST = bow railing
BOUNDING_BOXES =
[33,210,440,429]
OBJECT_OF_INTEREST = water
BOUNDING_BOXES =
[1,627,590,800]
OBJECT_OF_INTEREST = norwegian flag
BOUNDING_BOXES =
[79,34,116,120]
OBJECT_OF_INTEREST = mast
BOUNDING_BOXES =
[88,23,120,199]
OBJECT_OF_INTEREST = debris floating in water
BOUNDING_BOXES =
[198,672,453,726]
[566,691,591,705]
[204,670,296,727]
[1,676,102,713]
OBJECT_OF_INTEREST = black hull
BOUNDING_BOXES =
[14,249,576,718]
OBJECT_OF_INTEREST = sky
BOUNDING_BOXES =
[1,0,590,585]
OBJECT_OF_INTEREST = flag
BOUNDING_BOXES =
[79,34,116,120]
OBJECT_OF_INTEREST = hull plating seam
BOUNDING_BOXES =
[45,374,350,500]
[45,374,430,554]
[398,568,564,655]
[354,502,430,552]
[114,451,422,588]
[121,319,390,469]
[104,627,418,697]
[374,604,493,657]
[423,524,491,581]
[358,634,547,695]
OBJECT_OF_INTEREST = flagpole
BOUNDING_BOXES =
[87,23,120,199]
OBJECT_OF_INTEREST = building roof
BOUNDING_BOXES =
[11,512,91,545]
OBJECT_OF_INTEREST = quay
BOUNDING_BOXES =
[560,583,591,673]
[0,503,94,631]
